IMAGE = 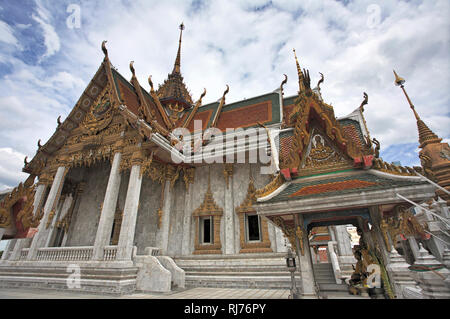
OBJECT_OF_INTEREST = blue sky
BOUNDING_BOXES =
[0,0,449,192]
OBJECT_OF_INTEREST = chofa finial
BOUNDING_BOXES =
[200,88,207,101]
[317,72,324,90]
[129,61,135,76]
[360,92,368,111]
[223,85,229,98]
[281,74,288,90]
[148,75,154,91]
[101,40,108,58]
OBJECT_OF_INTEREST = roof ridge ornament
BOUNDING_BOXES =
[173,22,185,74]
[129,61,135,77]
[316,72,324,91]
[393,69,442,148]
[293,49,310,94]
[359,92,368,112]
[101,40,108,59]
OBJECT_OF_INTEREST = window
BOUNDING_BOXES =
[200,217,213,244]
[246,214,261,242]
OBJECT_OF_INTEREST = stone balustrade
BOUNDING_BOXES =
[103,246,118,261]
[19,248,29,260]
[36,246,94,261]
[7,246,120,262]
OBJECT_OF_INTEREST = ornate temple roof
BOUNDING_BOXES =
[156,23,193,109]
[263,171,429,204]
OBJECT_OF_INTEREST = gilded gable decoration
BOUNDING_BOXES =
[300,130,351,176]
[81,85,114,136]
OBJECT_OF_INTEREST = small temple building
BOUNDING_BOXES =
[0,24,449,299]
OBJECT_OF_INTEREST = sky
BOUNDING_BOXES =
[0,0,449,192]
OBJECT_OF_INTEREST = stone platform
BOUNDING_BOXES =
[174,252,302,289]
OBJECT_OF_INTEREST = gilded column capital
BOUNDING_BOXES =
[130,149,144,166]
[223,163,233,188]
[56,154,70,167]
[38,171,53,185]
[112,139,125,154]
[165,165,181,188]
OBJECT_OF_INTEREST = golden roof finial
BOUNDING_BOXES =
[173,22,185,74]
[393,69,405,86]
[293,48,305,92]
[393,69,442,148]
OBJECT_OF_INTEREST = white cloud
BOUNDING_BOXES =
[0,148,28,190]
[32,0,60,61]
[0,0,448,190]
[0,20,20,48]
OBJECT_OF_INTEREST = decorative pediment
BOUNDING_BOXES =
[193,186,223,217]
[235,179,256,213]
[80,85,114,136]
[299,127,352,176]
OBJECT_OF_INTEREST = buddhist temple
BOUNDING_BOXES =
[0,24,449,299]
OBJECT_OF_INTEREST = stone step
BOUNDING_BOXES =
[185,275,301,289]
[321,291,371,299]
[187,271,295,277]
[313,271,335,277]
[174,253,297,289]
[317,283,349,292]
[0,265,138,295]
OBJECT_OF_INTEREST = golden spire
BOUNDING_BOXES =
[393,70,442,148]
[173,22,184,74]
[293,48,305,93]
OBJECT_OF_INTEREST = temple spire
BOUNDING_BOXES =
[393,70,442,148]
[293,48,305,93]
[172,22,184,74]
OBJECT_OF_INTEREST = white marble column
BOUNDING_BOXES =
[46,193,74,247]
[9,238,32,261]
[223,168,234,254]
[117,162,143,260]
[32,183,47,216]
[181,185,193,256]
[1,239,15,261]
[27,166,67,260]
[93,152,122,260]
[157,180,172,255]
[295,214,317,298]
[44,196,65,247]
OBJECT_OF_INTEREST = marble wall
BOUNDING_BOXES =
[63,161,287,256]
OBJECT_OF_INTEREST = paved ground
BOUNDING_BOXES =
[0,287,290,299]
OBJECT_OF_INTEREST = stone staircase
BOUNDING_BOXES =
[173,253,301,289]
[313,262,369,299]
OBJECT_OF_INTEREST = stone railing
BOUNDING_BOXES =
[328,241,342,284]
[103,246,118,261]
[144,247,161,256]
[19,248,29,260]
[36,246,93,261]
